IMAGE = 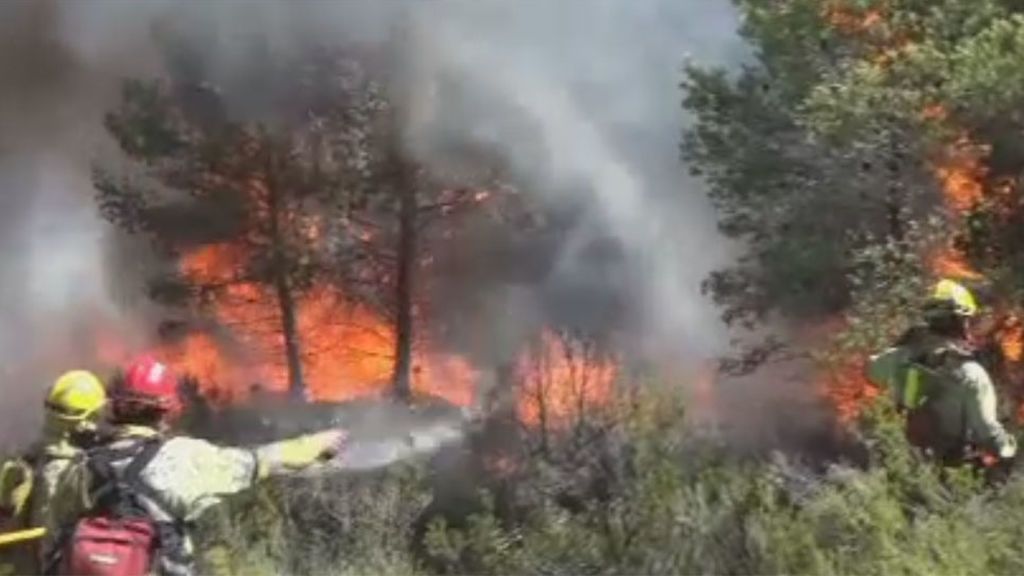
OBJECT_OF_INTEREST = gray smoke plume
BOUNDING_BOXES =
[391,2,742,363]
[0,0,744,449]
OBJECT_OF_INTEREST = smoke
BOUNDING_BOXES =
[0,1,744,447]
[0,2,161,447]
[392,2,742,364]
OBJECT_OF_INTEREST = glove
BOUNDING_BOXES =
[0,459,33,521]
[256,429,347,478]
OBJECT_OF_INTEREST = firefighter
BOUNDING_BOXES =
[45,357,347,575]
[868,279,1017,467]
[0,370,108,573]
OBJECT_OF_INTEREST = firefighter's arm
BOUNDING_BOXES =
[254,429,347,478]
[961,362,1017,459]
[39,456,90,556]
[169,437,264,498]
[49,457,89,528]
[0,459,32,522]
[867,347,907,405]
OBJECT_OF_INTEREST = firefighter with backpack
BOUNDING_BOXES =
[0,370,109,574]
[44,357,347,576]
[867,279,1017,468]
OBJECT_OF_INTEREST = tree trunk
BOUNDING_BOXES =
[392,157,416,402]
[275,269,306,400]
[266,145,306,400]
[885,131,906,241]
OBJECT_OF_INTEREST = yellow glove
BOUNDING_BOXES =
[255,429,347,478]
[0,459,33,522]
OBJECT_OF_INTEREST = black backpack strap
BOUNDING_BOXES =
[119,440,175,520]
[117,440,192,565]
[121,439,163,487]
[86,443,147,511]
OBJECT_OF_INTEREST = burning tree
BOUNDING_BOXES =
[95,49,387,399]
[94,42,516,404]
[686,0,1024,420]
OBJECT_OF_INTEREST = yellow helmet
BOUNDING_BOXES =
[927,278,978,318]
[45,370,107,422]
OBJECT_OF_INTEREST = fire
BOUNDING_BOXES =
[930,250,982,281]
[815,3,1024,427]
[825,359,881,424]
[920,104,948,122]
[163,332,244,402]
[805,318,880,424]
[515,329,617,428]
[997,314,1024,363]
[932,134,988,212]
[162,242,479,405]
[824,3,884,35]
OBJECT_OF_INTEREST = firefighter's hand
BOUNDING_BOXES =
[311,429,349,461]
[256,429,348,477]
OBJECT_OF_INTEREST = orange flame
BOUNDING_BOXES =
[161,242,478,406]
[930,250,983,281]
[996,313,1024,363]
[515,330,617,428]
[818,6,1024,426]
[825,358,881,424]
[824,3,884,34]
[932,135,988,213]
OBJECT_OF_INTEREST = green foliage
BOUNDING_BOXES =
[416,387,1023,576]
[685,0,1024,371]
[192,465,429,575]
[181,382,1024,576]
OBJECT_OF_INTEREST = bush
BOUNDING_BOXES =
[193,464,430,575]
[11,383,1021,576]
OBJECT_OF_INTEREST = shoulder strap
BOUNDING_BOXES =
[119,439,174,518]
[86,438,163,515]
[122,439,163,486]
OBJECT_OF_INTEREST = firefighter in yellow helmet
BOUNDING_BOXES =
[0,370,107,572]
[868,279,1017,466]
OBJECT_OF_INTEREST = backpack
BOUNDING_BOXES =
[901,347,976,462]
[55,438,180,576]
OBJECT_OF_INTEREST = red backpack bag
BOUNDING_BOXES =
[55,438,168,576]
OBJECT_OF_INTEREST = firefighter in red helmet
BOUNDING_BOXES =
[45,357,347,575]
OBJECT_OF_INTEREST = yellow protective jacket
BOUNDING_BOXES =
[46,425,341,574]
[0,433,81,574]
[46,426,258,574]
[868,332,1017,461]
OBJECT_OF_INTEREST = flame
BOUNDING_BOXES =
[932,135,988,212]
[824,358,881,424]
[920,104,948,122]
[930,250,983,281]
[927,131,987,279]
[998,314,1024,362]
[159,241,478,406]
[816,5,1024,426]
[515,330,617,428]
[824,3,884,34]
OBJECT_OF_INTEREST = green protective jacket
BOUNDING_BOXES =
[0,430,81,575]
[868,333,1017,460]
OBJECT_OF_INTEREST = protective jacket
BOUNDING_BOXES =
[46,425,342,575]
[0,430,85,573]
[869,330,1017,463]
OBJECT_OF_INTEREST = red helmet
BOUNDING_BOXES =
[117,356,180,414]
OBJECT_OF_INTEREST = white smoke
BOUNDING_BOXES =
[0,0,744,448]
[394,1,741,359]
